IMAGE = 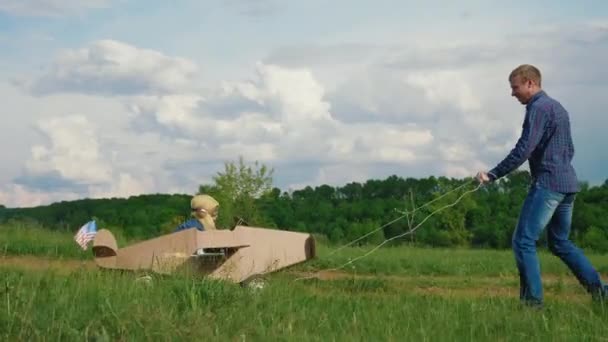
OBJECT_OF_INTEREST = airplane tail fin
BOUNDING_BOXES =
[92,229,118,268]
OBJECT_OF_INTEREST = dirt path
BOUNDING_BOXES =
[0,254,588,285]
[291,268,585,285]
[290,269,596,303]
[0,255,96,274]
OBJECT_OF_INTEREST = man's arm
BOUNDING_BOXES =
[486,106,548,181]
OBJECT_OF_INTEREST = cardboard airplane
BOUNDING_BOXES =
[91,225,316,284]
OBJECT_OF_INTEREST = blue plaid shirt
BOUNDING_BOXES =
[174,218,204,232]
[489,90,579,193]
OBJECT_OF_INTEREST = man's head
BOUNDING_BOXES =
[190,194,219,221]
[509,64,542,104]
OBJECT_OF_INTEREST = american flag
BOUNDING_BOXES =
[74,220,97,250]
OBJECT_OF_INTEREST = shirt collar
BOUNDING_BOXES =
[526,90,546,110]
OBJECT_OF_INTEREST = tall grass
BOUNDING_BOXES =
[298,243,608,277]
[0,222,130,260]
[0,223,91,259]
[4,222,608,278]
[1,267,608,341]
[3,222,608,340]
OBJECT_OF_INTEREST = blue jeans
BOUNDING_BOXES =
[512,183,603,304]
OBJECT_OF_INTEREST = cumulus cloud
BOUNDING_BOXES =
[129,63,336,156]
[4,22,608,207]
[12,115,151,203]
[328,69,435,124]
[0,184,81,208]
[27,40,199,96]
[23,115,113,185]
[328,123,433,163]
[261,22,608,186]
[89,172,152,199]
[120,61,439,196]
[405,70,481,113]
[323,66,498,181]
[0,0,110,17]
[129,62,435,167]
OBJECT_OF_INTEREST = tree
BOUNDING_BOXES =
[581,226,608,253]
[198,156,274,228]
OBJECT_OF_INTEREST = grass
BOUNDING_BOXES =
[297,243,608,277]
[0,223,92,260]
[3,224,608,340]
[4,224,608,277]
[2,267,608,341]
[0,223,130,260]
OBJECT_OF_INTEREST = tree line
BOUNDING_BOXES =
[1,158,607,251]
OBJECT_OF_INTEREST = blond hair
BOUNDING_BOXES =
[190,194,219,230]
[509,64,542,86]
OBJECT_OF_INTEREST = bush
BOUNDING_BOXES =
[580,225,608,253]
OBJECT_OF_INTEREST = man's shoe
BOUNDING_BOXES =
[521,299,544,310]
[591,285,608,302]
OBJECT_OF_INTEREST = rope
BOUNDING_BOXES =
[327,180,475,256]
[295,180,482,281]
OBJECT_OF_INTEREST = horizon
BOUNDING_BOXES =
[2,171,605,210]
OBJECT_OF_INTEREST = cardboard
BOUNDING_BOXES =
[92,226,316,283]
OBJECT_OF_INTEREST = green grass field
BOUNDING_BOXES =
[2,225,608,340]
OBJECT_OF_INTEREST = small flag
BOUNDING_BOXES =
[74,220,97,250]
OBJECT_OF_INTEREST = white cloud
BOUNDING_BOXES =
[8,114,154,206]
[328,124,434,163]
[3,20,608,207]
[405,70,481,113]
[129,63,338,157]
[442,159,489,179]
[0,184,79,208]
[285,163,372,191]
[129,94,203,128]
[226,63,335,125]
[27,40,199,96]
[130,62,435,166]
[89,173,152,199]
[438,142,474,163]
[0,0,110,17]
[25,115,112,184]
[327,68,437,124]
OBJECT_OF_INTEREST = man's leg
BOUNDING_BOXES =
[512,184,562,305]
[546,193,604,297]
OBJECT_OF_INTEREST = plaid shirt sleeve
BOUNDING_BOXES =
[489,106,548,180]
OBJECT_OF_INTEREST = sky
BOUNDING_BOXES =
[0,0,607,208]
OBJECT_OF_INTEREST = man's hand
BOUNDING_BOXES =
[476,171,491,184]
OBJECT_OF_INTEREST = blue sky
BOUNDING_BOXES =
[0,0,607,207]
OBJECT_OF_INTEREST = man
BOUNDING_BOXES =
[174,194,220,232]
[476,64,606,307]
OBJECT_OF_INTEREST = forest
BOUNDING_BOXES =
[1,158,607,251]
